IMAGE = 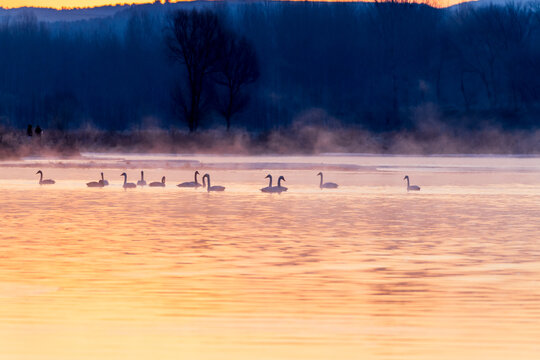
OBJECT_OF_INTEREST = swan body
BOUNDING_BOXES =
[404,175,420,191]
[177,171,202,188]
[87,172,106,188]
[137,171,147,186]
[100,172,109,186]
[275,176,288,192]
[86,181,103,187]
[202,174,225,192]
[260,174,275,193]
[317,172,338,189]
[36,170,55,185]
[121,173,137,189]
[149,176,166,187]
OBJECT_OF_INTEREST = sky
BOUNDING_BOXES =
[1,0,160,8]
[0,0,466,10]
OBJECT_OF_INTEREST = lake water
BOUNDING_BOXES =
[1,154,539,360]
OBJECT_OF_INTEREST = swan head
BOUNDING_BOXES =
[278,176,286,182]
[195,171,199,175]
[121,172,127,177]
[161,176,166,183]
[403,175,409,180]
[36,170,42,175]
[317,172,322,176]
[265,174,271,179]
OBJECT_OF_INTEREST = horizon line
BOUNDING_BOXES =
[0,0,476,12]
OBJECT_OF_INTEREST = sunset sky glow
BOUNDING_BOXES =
[1,0,164,9]
[1,0,466,10]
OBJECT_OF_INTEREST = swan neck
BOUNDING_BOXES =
[268,175,272,187]
[123,174,127,185]
[406,177,410,187]
[319,173,323,187]
[194,172,198,182]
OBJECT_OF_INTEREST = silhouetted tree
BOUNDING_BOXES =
[166,9,224,131]
[0,2,539,133]
[214,35,259,130]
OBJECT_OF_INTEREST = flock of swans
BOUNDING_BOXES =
[33,170,421,192]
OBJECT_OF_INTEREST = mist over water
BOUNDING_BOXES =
[1,154,539,359]
[2,124,540,160]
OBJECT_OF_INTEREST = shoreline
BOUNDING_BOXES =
[1,127,540,160]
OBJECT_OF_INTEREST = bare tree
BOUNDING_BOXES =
[166,9,224,131]
[214,35,259,131]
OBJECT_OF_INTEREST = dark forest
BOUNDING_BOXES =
[0,1,539,154]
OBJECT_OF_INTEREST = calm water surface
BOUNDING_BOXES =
[1,155,539,360]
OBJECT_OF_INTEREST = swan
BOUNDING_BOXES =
[100,172,109,186]
[149,176,166,187]
[137,171,147,186]
[317,172,338,189]
[202,174,225,192]
[261,174,287,193]
[177,171,202,188]
[275,176,288,192]
[36,170,55,185]
[403,175,420,191]
[260,174,274,193]
[86,172,105,188]
[121,173,137,189]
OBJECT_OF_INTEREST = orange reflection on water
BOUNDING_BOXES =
[0,162,540,359]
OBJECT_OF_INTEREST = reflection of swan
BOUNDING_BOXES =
[275,176,288,192]
[100,172,109,186]
[260,174,274,192]
[403,175,420,191]
[202,174,225,192]
[317,172,338,189]
[137,171,147,186]
[36,170,55,185]
[87,172,105,188]
[149,176,166,187]
[121,173,137,189]
[177,171,202,188]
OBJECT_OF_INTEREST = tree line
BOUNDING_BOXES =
[0,1,539,134]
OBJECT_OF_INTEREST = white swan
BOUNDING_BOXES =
[317,172,338,189]
[260,174,274,193]
[100,172,109,186]
[177,171,202,188]
[149,176,166,187]
[261,174,287,193]
[137,171,147,186]
[404,175,420,191]
[87,172,105,188]
[202,174,225,192]
[275,176,288,192]
[36,170,55,185]
[121,173,137,189]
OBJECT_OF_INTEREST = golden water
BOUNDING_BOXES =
[1,155,539,359]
